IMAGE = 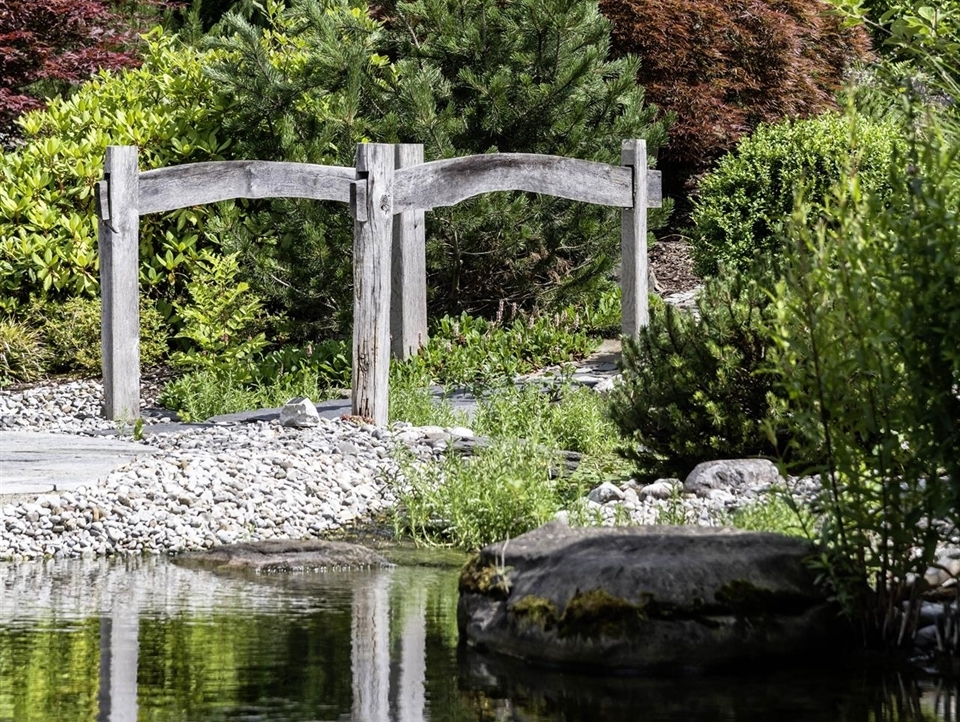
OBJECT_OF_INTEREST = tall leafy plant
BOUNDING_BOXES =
[770,97,959,647]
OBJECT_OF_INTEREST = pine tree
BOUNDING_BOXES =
[201,0,670,337]
[382,0,671,315]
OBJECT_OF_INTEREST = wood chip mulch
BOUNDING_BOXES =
[650,238,701,295]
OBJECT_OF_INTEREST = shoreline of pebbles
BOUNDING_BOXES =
[0,372,805,561]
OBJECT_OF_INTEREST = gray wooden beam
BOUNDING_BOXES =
[391,144,428,360]
[97,146,141,421]
[351,144,395,425]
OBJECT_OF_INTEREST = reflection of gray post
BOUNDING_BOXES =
[397,584,426,722]
[97,146,141,421]
[97,606,139,722]
[351,572,391,722]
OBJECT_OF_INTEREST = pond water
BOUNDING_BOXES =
[0,554,956,722]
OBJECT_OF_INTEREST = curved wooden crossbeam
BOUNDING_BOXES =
[393,153,634,213]
[138,160,355,215]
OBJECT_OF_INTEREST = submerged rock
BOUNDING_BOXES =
[175,538,390,573]
[458,522,844,672]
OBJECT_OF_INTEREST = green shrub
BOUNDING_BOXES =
[170,252,268,375]
[0,317,47,385]
[0,29,229,316]
[202,0,670,334]
[389,438,574,550]
[382,0,671,316]
[33,296,167,373]
[690,112,902,276]
[609,270,788,480]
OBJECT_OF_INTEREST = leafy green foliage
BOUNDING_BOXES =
[830,0,960,66]
[388,370,627,549]
[0,29,228,315]
[200,0,670,334]
[609,271,788,480]
[401,310,594,387]
[170,252,267,374]
[770,90,959,645]
[472,383,618,457]
[198,0,405,337]
[690,112,902,277]
[0,316,47,385]
[389,439,568,550]
[384,0,670,316]
[388,372,469,427]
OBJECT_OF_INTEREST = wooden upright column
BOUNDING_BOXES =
[97,146,141,421]
[352,144,395,425]
[391,144,427,360]
[620,139,649,337]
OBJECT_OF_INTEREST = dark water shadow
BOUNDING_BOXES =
[458,646,959,722]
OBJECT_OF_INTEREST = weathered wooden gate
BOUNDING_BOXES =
[96,141,662,424]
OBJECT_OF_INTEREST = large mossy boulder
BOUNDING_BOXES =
[458,522,845,672]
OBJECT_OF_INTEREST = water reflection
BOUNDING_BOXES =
[0,556,955,722]
[0,556,454,722]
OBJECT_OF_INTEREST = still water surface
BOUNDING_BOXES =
[0,555,955,722]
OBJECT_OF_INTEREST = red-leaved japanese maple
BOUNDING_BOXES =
[0,0,145,128]
[599,0,873,200]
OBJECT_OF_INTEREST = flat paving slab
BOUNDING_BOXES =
[0,431,158,499]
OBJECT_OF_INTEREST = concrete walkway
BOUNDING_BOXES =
[0,431,160,500]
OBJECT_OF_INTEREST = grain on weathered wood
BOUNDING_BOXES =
[391,144,428,360]
[97,146,141,420]
[621,139,649,337]
[351,144,395,426]
[138,160,355,215]
[393,153,634,212]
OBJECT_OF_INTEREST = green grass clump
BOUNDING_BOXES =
[406,310,595,388]
[388,381,629,549]
[158,367,340,422]
[0,317,47,386]
[390,438,583,550]
[728,492,810,538]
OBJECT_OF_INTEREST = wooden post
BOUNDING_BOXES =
[352,144,395,426]
[620,139,649,337]
[391,144,428,360]
[97,146,141,421]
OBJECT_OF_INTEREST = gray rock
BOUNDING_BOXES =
[279,397,320,428]
[684,459,783,498]
[175,539,390,573]
[638,479,680,501]
[458,522,841,672]
[587,482,624,505]
[593,375,620,394]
